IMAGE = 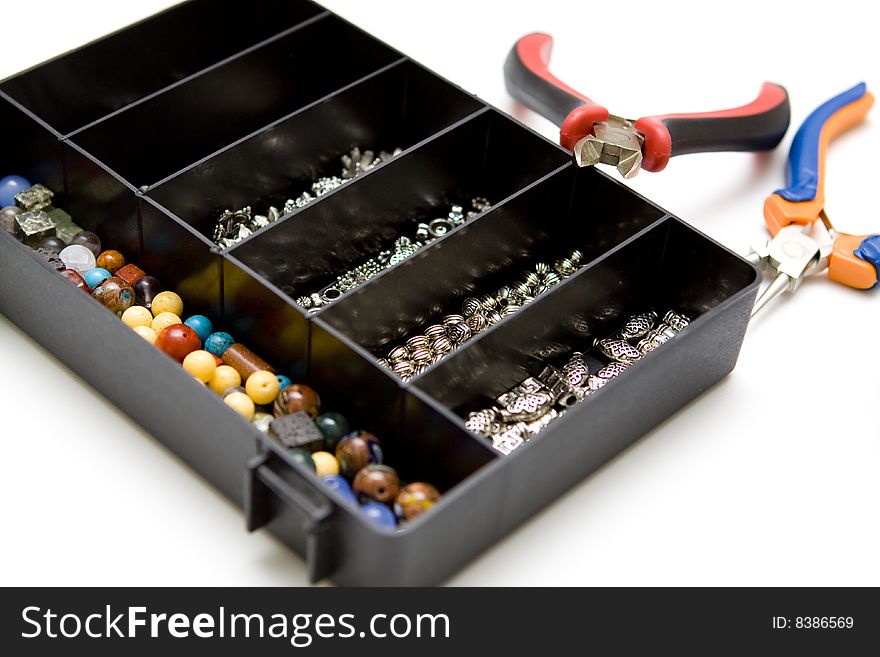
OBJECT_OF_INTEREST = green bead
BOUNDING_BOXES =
[288,448,316,472]
[315,412,351,451]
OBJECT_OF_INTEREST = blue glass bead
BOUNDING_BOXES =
[276,374,293,392]
[323,474,357,505]
[0,175,31,207]
[315,412,351,452]
[83,267,112,290]
[361,501,397,529]
[184,314,213,344]
[204,331,234,357]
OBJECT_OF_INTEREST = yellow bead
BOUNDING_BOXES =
[210,365,241,394]
[121,305,153,329]
[151,311,181,333]
[182,350,217,383]
[245,369,280,405]
[151,291,184,317]
[312,451,339,477]
[224,391,254,420]
[132,325,157,345]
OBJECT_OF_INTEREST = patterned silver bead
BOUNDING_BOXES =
[446,321,472,345]
[568,249,584,265]
[461,297,482,317]
[496,388,554,422]
[410,347,433,364]
[561,351,589,388]
[424,324,447,341]
[524,271,541,289]
[479,294,498,311]
[431,336,453,355]
[406,335,429,353]
[388,346,410,363]
[594,337,642,364]
[553,258,577,276]
[443,314,465,329]
[392,361,415,378]
[542,272,561,286]
[616,311,658,340]
[663,310,691,332]
[534,262,550,276]
[465,313,487,333]
[485,309,504,326]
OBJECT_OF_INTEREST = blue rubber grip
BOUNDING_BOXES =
[775,83,867,202]
[855,235,880,288]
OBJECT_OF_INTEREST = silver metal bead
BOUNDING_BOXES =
[534,262,550,276]
[524,271,541,289]
[392,361,415,378]
[465,313,487,333]
[424,324,447,341]
[410,347,433,364]
[495,388,554,422]
[406,335,429,353]
[428,217,453,238]
[443,314,465,328]
[431,336,453,355]
[542,272,561,286]
[388,346,410,363]
[461,297,481,317]
[616,311,658,340]
[663,310,691,332]
[297,296,313,309]
[569,249,584,265]
[377,358,390,369]
[485,309,503,326]
[594,337,642,364]
[553,258,576,276]
[446,321,472,344]
[479,294,497,311]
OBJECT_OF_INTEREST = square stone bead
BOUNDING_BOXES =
[269,412,324,452]
[115,263,146,285]
[14,184,54,212]
[47,208,81,244]
[14,210,56,247]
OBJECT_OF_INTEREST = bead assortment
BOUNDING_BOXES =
[8,180,441,529]
[465,308,691,454]
[381,249,585,380]
[211,146,401,249]
[296,197,491,312]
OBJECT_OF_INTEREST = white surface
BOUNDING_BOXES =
[1,0,878,586]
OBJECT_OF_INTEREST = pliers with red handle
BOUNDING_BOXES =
[504,33,791,178]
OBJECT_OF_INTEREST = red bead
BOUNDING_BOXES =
[115,263,146,286]
[59,268,89,292]
[155,324,201,362]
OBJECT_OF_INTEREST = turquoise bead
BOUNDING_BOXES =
[361,501,397,529]
[323,475,357,504]
[315,412,351,451]
[184,315,214,343]
[204,331,234,357]
[276,374,293,392]
[83,267,112,290]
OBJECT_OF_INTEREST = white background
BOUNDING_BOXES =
[1,0,878,586]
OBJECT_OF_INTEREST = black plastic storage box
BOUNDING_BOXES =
[0,0,759,585]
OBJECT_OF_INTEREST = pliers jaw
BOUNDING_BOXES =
[572,116,644,178]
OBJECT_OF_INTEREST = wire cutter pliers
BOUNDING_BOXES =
[504,33,791,178]
[748,82,880,316]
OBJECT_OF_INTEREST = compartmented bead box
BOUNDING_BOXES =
[0,0,759,585]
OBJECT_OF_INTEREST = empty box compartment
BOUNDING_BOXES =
[0,0,324,135]
[67,14,402,187]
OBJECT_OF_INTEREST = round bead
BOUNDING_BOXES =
[151,311,181,333]
[273,383,320,418]
[209,365,241,394]
[311,451,339,478]
[315,412,351,452]
[394,482,442,521]
[132,325,157,345]
[91,276,134,315]
[133,276,161,310]
[252,412,274,434]
[1,205,23,233]
[360,501,397,529]
[151,290,183,317]
[82,267,112,290]
[322,475,357,504]
[59,268,89,293]
[245,369,279,405]
[70,230,102,257]
[275,374,293,392]
[204,331,235,357]
[38,236,66,254]
[0,175,31,207]
[58,244,96,273]
[335,431,383,479]
[95,249,125,273]
[182,350,218,383]
[155,323,201,362]
[353,464,400,505]
[183,315,213,344]
[223,391,255,420]
[288,448,316,473]
[120,305,153,329]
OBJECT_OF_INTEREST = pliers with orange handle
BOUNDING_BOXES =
[503,33,791,178]
[748,83,879,316]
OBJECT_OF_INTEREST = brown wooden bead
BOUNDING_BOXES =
[353,464,400,505]
[273,383,320,418]
[221,342,275,383]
